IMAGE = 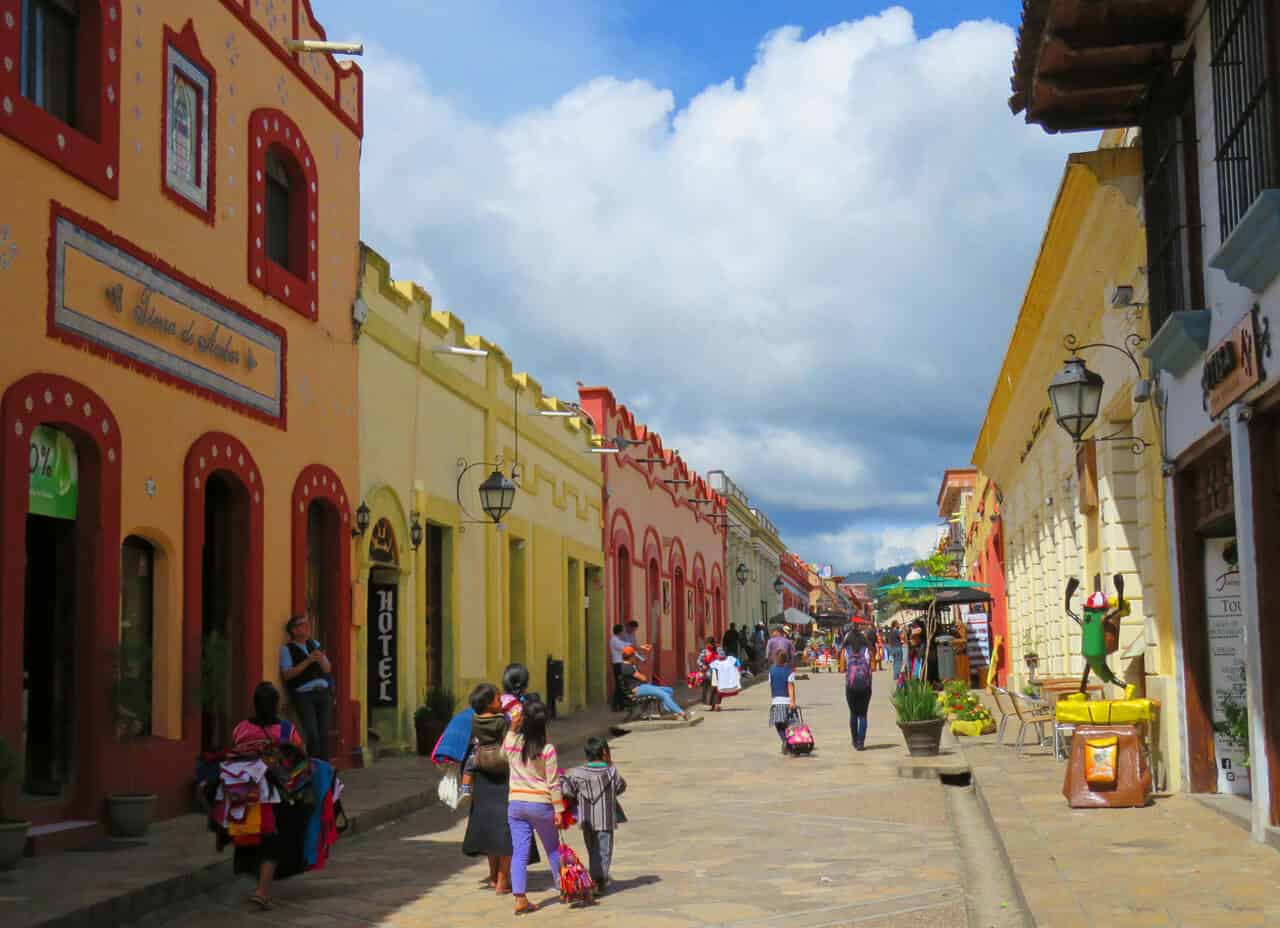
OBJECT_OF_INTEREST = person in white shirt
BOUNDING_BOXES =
[609,625,630,710]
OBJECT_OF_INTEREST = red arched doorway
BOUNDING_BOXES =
[672,566,686,680]
[646,558,662,661]
[290,465,354,763]
[615,545,632,628]
[695,578,707,646]
[0,374,121,820]
[183,433,264,752]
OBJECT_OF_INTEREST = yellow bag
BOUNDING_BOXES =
[1084,736,1118,787]
[951,719,985,738]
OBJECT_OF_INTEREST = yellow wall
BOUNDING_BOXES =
[356,246,604,754]
[0,3,360,739]
[971,142,1179,788]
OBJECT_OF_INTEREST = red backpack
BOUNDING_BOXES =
[845,647,871,691]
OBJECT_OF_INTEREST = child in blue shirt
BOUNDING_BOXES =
[767,649,797,753]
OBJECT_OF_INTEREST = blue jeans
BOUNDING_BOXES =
[508,801,561,896]
[636,683,681,715]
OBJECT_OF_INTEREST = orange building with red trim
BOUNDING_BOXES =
[578,387,727,686]
[0,0,362,834]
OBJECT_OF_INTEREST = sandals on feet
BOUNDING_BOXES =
[514,900,539,916]
[250,894,273,911]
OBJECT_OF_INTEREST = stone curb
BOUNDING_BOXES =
[955,739,1037,928]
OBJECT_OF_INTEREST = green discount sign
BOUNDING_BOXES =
[29,425,78,520]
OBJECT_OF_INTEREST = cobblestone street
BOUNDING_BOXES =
[135,669,966,928]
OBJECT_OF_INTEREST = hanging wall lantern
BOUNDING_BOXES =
[478,469,517,524]
[1048,357,1105,442]
[736,562,750,586]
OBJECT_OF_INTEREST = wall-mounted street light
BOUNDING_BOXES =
[455,381,521,529]
[1048,333,1153,454]
[736,562,751,586]
[284,38,364,55]
[663,478,691,486]
[433,345,489,358]
[478,470,517,523]
[351,501,371,538]
[773,576,785,596]
[409,510,424,550]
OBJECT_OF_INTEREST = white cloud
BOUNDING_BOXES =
[789,523,943,572]
[355,7,1082,565]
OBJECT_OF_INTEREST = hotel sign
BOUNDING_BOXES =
[1203,307,1268,419]
[51,209,285,423]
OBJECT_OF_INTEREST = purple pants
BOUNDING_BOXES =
[508,801,561,896]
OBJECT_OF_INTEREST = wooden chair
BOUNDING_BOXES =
[1010,692,1054,755]
[987,685,1014,745]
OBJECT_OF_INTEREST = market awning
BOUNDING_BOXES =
[875,575,988,595]
[931,587,994,607]
[1009,0,1193,133]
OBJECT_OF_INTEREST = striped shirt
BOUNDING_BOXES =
[562,763,627,831]
[504,731,564,810]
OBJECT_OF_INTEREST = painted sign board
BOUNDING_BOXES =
[368,581,398,708]
[965,611,990,668]
[50,208,285,423]
[28,425,78,520]
[1203,307,1266,419]
[1204,537,1250,796]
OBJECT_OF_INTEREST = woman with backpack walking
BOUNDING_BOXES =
[843,630,873,750]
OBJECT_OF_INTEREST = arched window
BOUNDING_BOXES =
[248,109,319,319]
[119,535,155,736]
[2,0,121,196]
[264,145,297,271]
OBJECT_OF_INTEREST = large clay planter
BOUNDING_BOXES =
[897,718,945,757]
[106,794,157,838]
[415,718,446,757]
[0,820,29,869]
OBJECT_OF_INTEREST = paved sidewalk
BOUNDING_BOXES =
[132,669,966,928]
[0,685,706,928]
[961,722,1280,926]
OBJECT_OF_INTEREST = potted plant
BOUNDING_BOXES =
[892,679,946,756]
[415,686,455,756]
[0,736,29,869]
[106,639,158,838]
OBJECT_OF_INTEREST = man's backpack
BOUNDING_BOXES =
[845,647,872,692]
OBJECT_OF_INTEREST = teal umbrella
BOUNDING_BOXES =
[875,575,988,595]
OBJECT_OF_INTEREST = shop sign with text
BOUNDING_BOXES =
[28,425,78,520]
[50,209,285,423]
[368,581,398,708]
[1203,307,1269,418]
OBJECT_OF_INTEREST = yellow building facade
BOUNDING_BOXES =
[971,136,1180,788]
[355,246,606,755]
[0,0,364,827]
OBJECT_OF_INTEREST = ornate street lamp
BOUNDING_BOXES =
[478,469,517,524]
[1047,334,1155,454]
[773,576,785,595]
[736,562,750,586]
[409,509,424,550]
[351,501,371,538]
[1048,357,1105,442]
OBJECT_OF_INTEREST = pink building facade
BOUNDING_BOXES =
[578,387,727,687]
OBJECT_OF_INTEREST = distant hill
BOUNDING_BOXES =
[840,562,914,586]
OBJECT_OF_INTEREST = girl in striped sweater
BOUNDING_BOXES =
[505,699,565,915]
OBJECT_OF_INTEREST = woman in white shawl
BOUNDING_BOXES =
[709,649,742,711]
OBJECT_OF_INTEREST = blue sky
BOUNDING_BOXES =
[331,2,1083,570]
[323,1,1023,118]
